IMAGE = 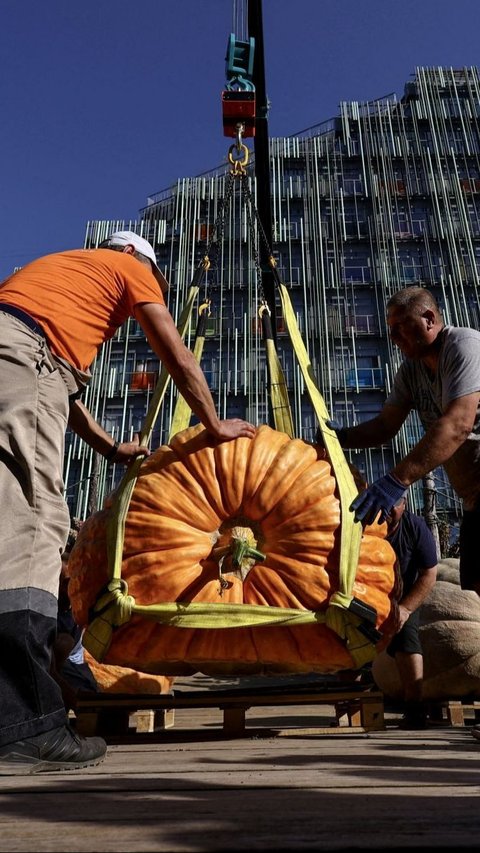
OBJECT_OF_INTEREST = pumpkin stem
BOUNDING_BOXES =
[212,523,266,585]
[232,536,266,568]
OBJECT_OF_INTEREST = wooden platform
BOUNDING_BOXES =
[427,698,480,727]
[74,685,385,739]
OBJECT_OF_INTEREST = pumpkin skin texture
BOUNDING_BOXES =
[68,424,397,677]
[83,650,174,695]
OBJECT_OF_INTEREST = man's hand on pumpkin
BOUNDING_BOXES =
[350,472,407,525]
[211,419,256,442]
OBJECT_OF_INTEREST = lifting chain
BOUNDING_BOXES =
[239,170,277,306]
[204,168,236,270]
[200,129,277,313]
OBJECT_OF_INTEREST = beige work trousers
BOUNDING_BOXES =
[0,314,71,606]
[0,313,71,743]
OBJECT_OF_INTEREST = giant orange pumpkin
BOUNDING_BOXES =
[68,424,398,676]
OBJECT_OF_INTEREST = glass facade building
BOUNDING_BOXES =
[66,66,480,537]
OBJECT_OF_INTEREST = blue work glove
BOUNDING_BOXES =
[350,472,407,525]
[315,419,348,447]
[326,419,348,447]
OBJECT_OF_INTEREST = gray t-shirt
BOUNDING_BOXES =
[385,325,480,510]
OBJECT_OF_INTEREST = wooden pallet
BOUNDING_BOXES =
[427,699,480,727]
[73,687,385,739]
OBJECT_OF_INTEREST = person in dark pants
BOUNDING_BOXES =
[0,231,256,775]
[385,496,438,729]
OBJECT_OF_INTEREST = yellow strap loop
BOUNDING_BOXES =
[324,607,376,668]
[94,579,135,622]
[258,300,270,319]
[82,579,136,661]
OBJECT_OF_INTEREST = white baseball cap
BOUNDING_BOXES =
[101,230,168,293]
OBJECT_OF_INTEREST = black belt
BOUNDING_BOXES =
[0,303,45,337]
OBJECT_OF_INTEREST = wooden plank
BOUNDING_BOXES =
[222,706,248,736]
[75,686,383,712]
[446,701,466,727]
[426,699,480,727]
[361,695,384,729]
[74,688,384,738]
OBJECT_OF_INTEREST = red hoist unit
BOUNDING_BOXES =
[222,34,256,140]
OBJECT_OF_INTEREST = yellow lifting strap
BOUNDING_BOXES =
[275,272,363,606]
[168,299,212,441]
[83,282,200,658]
[83,587,375,666]
[106,282,201,578]
[258,301,295,438]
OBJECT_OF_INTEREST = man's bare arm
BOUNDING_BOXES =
[394,566,437,633]
[342,404,409,449]
[392,392,479,486]
[136,302,256,442]
[68,399,149,463]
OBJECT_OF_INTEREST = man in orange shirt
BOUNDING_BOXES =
[0,231,256,775]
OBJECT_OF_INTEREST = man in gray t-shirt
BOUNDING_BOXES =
[327,286,480,596]
[387,323,480,512]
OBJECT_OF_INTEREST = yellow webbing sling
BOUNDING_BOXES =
[273,269,373,644]
[168,300,211,441]
[83,281,199,658]
[240,169,376,647]
[255,284,378,662]
[259,301,295,438]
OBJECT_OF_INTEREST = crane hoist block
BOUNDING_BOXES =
[222,90,256,137]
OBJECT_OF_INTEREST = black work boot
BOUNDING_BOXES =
[0,724,107,775]
[398,700,428,730]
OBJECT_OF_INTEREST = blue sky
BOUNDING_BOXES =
[1,0,480,281]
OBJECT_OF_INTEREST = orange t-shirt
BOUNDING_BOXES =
[0,249,166,371]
